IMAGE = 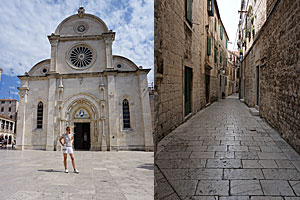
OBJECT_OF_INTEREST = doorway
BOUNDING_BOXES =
[205,66,211,104]
[74,123,90,150]
[256,66,260,106]
[184,67,192,116]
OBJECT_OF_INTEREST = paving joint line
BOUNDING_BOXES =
[155,163,182,200]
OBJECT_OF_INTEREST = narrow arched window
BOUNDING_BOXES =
[122,99,130,129]
[37,102,43,129]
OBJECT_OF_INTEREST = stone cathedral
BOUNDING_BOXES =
[16,7,153,151]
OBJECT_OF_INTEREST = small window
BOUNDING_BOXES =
[9,101,11,104]
[207,37,211,56]
[10,115,12,119]
[1,107,4,112]
[1,101,4,104]
[186,0,193,25]
[207,0,214,16]
[37,102,43,129]
[8,107,11,112]
[117,64,122,69]
[122,99,131,129]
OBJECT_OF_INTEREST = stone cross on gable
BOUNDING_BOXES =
[78,7,85,18]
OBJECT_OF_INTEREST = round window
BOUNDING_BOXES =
[68,46,93,69]
[77,25,86,32]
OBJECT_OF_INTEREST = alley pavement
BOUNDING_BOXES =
[155,94,300,200]
[0,150,153,200]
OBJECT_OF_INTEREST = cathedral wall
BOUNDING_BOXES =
[114,74,146,150]
[56,40,106,74]
[23,79,49,150]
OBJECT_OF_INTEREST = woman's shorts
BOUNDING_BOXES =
[62,146,74,154]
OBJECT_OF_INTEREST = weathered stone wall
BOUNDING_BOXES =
[154,0,206,141]
[243,0,300,153]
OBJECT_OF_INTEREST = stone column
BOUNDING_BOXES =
[103,32,115,69]
[137,72,154,151]
[46,78,56,151]
[49,38,58,73]
[16,85,29,150]
[106,74,118,151]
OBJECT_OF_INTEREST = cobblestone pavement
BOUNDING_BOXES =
[155,94,300,200]
[0,150,153,200]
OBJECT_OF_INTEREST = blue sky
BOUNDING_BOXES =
[0,0,154,99]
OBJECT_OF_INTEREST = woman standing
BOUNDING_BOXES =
[59,126,79,173]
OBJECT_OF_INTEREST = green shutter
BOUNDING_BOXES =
[220,51,222,63]
[186,0,193,25]
[207,0,214,16]
[214,48,217,63]
[215,18,216,31]
[207,37,211,56]
[220,26,223,40]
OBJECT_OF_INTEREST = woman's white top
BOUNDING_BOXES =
[62,133,73,147]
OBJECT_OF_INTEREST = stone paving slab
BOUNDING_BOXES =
[0,150,153,200]
[155,95,300,199]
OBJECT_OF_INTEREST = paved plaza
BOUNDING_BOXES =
[155,94,300,200]
[0,150,153,200]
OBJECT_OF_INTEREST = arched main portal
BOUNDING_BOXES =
[59,94,107,151]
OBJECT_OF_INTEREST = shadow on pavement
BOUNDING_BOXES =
[37,169,63,173]
[137,163,154,170]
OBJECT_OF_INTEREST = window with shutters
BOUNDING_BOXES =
[215,18,217,32]
[186,0,193,25]
[122,99,131,129]
[207,0,214,16]
[207,37,211,56]
[37,102,43,129]
[220,26,223,40]
[214,48,218,63]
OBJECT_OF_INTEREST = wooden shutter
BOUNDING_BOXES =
[207,37,211,56]
[214,48,218,63]
[207,0,214,16]
[186,0,193,25]
[220,26,223,40]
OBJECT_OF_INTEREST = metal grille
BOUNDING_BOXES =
[122,99,131,129]
[37,102,43,129]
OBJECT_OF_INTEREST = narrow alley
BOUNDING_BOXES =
[155,94,300,200]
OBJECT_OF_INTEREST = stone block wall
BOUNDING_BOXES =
[244,0,300,153]
[154,0,206,142]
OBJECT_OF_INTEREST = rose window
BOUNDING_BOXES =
[69,46,93,68]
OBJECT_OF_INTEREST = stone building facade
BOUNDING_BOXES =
[154,0,229,142]
[240,0,300,153]
[0,114,15,145]
[238,0,267,106]
[205,0,230,102]
[16,7,153,151]
[228,51,240,94]
[0,99,18,120]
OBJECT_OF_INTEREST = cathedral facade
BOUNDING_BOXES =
[16,8,153,151]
